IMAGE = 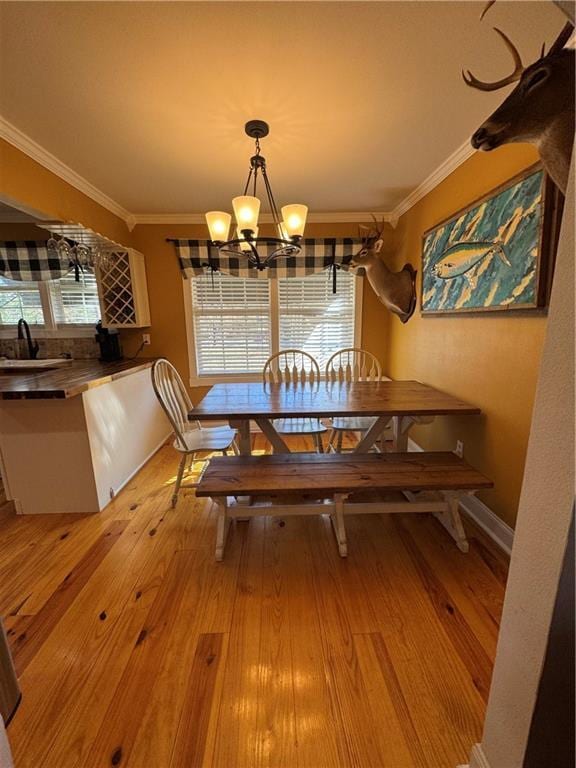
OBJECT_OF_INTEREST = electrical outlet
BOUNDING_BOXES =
[455,440,464,458]
[142,333,151,346]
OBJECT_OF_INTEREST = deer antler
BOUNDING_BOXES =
[370,214,386,239]
[547,21,574,56]
[462,27,524,91]
[358,216,385,245]
[479,1,573,62]
[480,0,496,21]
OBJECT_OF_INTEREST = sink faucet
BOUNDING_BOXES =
[17,318,39,360]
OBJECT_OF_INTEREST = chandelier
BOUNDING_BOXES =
[205,120,308,270]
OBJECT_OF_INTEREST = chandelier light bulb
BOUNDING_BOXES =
[232,196,260,231]
[205,211,232,242]
[281,204,308,237]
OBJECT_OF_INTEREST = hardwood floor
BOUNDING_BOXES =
[0,436,508,768]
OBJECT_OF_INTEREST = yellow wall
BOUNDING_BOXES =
[381,144,545,528]
[0,139,132,246]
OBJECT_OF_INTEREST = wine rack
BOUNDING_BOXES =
[96,249,150,328]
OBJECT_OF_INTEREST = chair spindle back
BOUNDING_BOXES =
[263,349,321,385]
[325,348,382,383]
[152,358,196,450]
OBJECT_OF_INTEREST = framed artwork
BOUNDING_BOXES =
[421,164,563,315]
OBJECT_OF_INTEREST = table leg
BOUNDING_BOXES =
[391,415,435,451]
[354,416,392,453]
[330,493,348,557]
[254,418,291,454]
[230,419,252,455]
[228,420,252,513]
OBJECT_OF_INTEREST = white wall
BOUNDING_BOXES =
[0,396,100,515]
[0,716,13,768]
[83,367,170,508]
[469,165,574,767]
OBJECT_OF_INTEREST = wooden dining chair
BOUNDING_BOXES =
[325,348,392,452]
[262,349,327,452]
[151,359,237,507]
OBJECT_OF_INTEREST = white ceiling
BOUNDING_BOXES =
[0,1,566,216]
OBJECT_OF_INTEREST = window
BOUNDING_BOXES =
[279,271,356,368]
[0,271,101,332]
[191,273,271,375]
[0,277,44,326]
[187,269,361,383]
[49,271,101,325]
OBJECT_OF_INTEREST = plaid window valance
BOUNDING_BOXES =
[0,241,93,282]
[173,238,362,280]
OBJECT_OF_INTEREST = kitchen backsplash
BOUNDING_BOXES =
[0,337,99,360]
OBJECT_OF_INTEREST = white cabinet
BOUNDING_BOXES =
[96,249,150,328]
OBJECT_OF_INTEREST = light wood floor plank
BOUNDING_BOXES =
[347,514,486,766]
[127,507,244,768]
[308,517,408,768]
[282,517,350,768]
[169,632,227,768]
[86,547,210,768]
[0,438,508,768]
[395,515,503,661]
[210,517,266,768]
[8,519,129,675]
[254,517,298,767]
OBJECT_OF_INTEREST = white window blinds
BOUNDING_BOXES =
[191,272,271,375]
[0,276,45,326]
[278,271,356,369]
[49,271,101,325]
[190,269,359,379]
[0,271,101,329]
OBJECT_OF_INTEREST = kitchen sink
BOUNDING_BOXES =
[0,359,74,373]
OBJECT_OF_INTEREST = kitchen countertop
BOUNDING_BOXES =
[0,358,156,400]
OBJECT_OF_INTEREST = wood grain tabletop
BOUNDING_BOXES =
[196,451,493,496]
[189,380,481,420]
[0,358,155,400]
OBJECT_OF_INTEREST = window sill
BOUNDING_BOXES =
[190,373,263,387]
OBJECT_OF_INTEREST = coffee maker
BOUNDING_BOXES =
[95,321,123,362]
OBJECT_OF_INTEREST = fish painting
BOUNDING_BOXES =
[421,166,555,314]
[433,242,511,289]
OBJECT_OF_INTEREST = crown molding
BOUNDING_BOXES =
[0,115,131,225]
[1,114,475,231]
[390,138,475,222]
[131,211,394,225]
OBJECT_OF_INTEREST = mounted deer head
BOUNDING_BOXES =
[464,21,575,192]
[349,218,417,324]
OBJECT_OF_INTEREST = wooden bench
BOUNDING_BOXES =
[196,452,493,561]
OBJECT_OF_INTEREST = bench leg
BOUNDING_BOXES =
[330,494,348,557]
[214,498,231,562]
[435,492,469,553]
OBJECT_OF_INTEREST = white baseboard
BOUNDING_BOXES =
[107,429,171,503]
[469,743,491,768]
[407,438,514,556]
[460,493,514,556]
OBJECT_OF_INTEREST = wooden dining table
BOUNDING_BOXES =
[189,380,481,454]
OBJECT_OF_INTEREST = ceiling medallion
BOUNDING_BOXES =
[205,120,308,270]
